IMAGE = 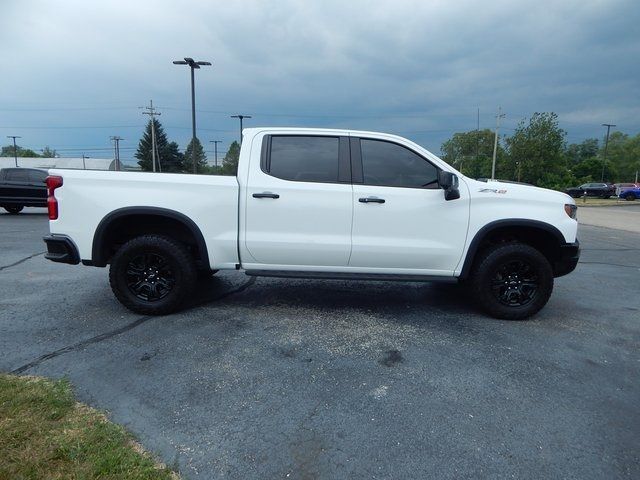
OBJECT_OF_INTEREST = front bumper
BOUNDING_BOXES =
[43,235,80,265]
[553,240,580,277]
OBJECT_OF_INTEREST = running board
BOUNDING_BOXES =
[244,270,458,283]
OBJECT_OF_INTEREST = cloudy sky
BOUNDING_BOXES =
[1,0,638,164]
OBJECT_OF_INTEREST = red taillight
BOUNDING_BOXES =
[46,175,63,220]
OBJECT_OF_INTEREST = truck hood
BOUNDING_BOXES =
[463,178,576,205]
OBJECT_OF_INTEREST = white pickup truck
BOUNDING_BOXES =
[43,128,579,319]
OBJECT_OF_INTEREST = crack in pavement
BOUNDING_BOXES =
[0,251,46,272]
[10,277,257,374]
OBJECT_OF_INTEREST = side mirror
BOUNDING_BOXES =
[438,171,460,201]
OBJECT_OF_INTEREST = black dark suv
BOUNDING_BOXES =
[565,182,615,199]
[0,167,48,214]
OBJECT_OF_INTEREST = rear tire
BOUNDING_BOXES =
[109,234,197,315]
[4,205,24,214]
[625,193,636,201]
[469,243,553,320]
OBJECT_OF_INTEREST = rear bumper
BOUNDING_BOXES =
[553,240,580,277]
[43,235,80,265]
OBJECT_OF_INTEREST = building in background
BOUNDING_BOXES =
[0,157,141,171]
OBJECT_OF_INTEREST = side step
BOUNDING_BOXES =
[244,270,457,283]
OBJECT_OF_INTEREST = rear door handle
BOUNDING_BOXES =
[359,197,385,204]
[253,192,280,199]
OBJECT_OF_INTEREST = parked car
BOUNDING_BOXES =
[43,127,579,320]
[565,182,615,199]
[0,167,48,214]
[619,186,640,201]
[614,183,640,196]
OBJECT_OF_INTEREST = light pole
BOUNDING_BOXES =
[82,154,89,170]
[231,115,251,144]
[7,136,21,167]
[173,57,212,174]
[601,123,616,182]
[210,140,221,168]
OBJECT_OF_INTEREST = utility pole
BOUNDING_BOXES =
[173,57,212,174]
[110,136,123,171]
[491,107,505,180]
[231,115,252,144]
[82,154,89,170]
[601,123,616,182]
[210,140,221,168]
[7,136,21,167]
[141,100,161,172]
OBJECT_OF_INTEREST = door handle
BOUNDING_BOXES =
[253,192,280,199]
[359,197,385,204]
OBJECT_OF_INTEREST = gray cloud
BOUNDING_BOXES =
[1,0,638,162]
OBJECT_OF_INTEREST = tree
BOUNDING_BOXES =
[184,137,208,174]
[1,145,40,157]
[135,119,184,173]
[565,138,598,165]
[40,146,58,158]
[441,129,506,179]
[505,112,568,188]
[219,141,241,176]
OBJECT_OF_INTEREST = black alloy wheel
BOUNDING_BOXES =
[125,253,176,301]
[490,260,539,307]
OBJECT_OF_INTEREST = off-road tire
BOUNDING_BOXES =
[469,243,554,320]
[4,205,24,214]
[109,234,197,315]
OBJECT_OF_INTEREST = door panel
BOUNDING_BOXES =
[350,185,468,272]
[349,138,469,274]
[244,135,353,267]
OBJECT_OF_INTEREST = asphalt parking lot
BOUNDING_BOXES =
[1,207,639,479]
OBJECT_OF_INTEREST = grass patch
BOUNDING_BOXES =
[0,373,178,479]
[575,197,631,207]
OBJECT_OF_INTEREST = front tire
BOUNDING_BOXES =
[109,235,197,315]
[4,205,24,214]
[469,243,553,320]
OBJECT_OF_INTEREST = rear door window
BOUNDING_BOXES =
[267,136,340,183]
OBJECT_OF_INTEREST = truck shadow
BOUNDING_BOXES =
[187,274,478,322]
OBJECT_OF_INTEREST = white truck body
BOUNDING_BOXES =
[44,127,580,319]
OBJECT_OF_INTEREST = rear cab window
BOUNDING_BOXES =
[29,170,47,184]
[5,169,29,182]
[262,135,343,183]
